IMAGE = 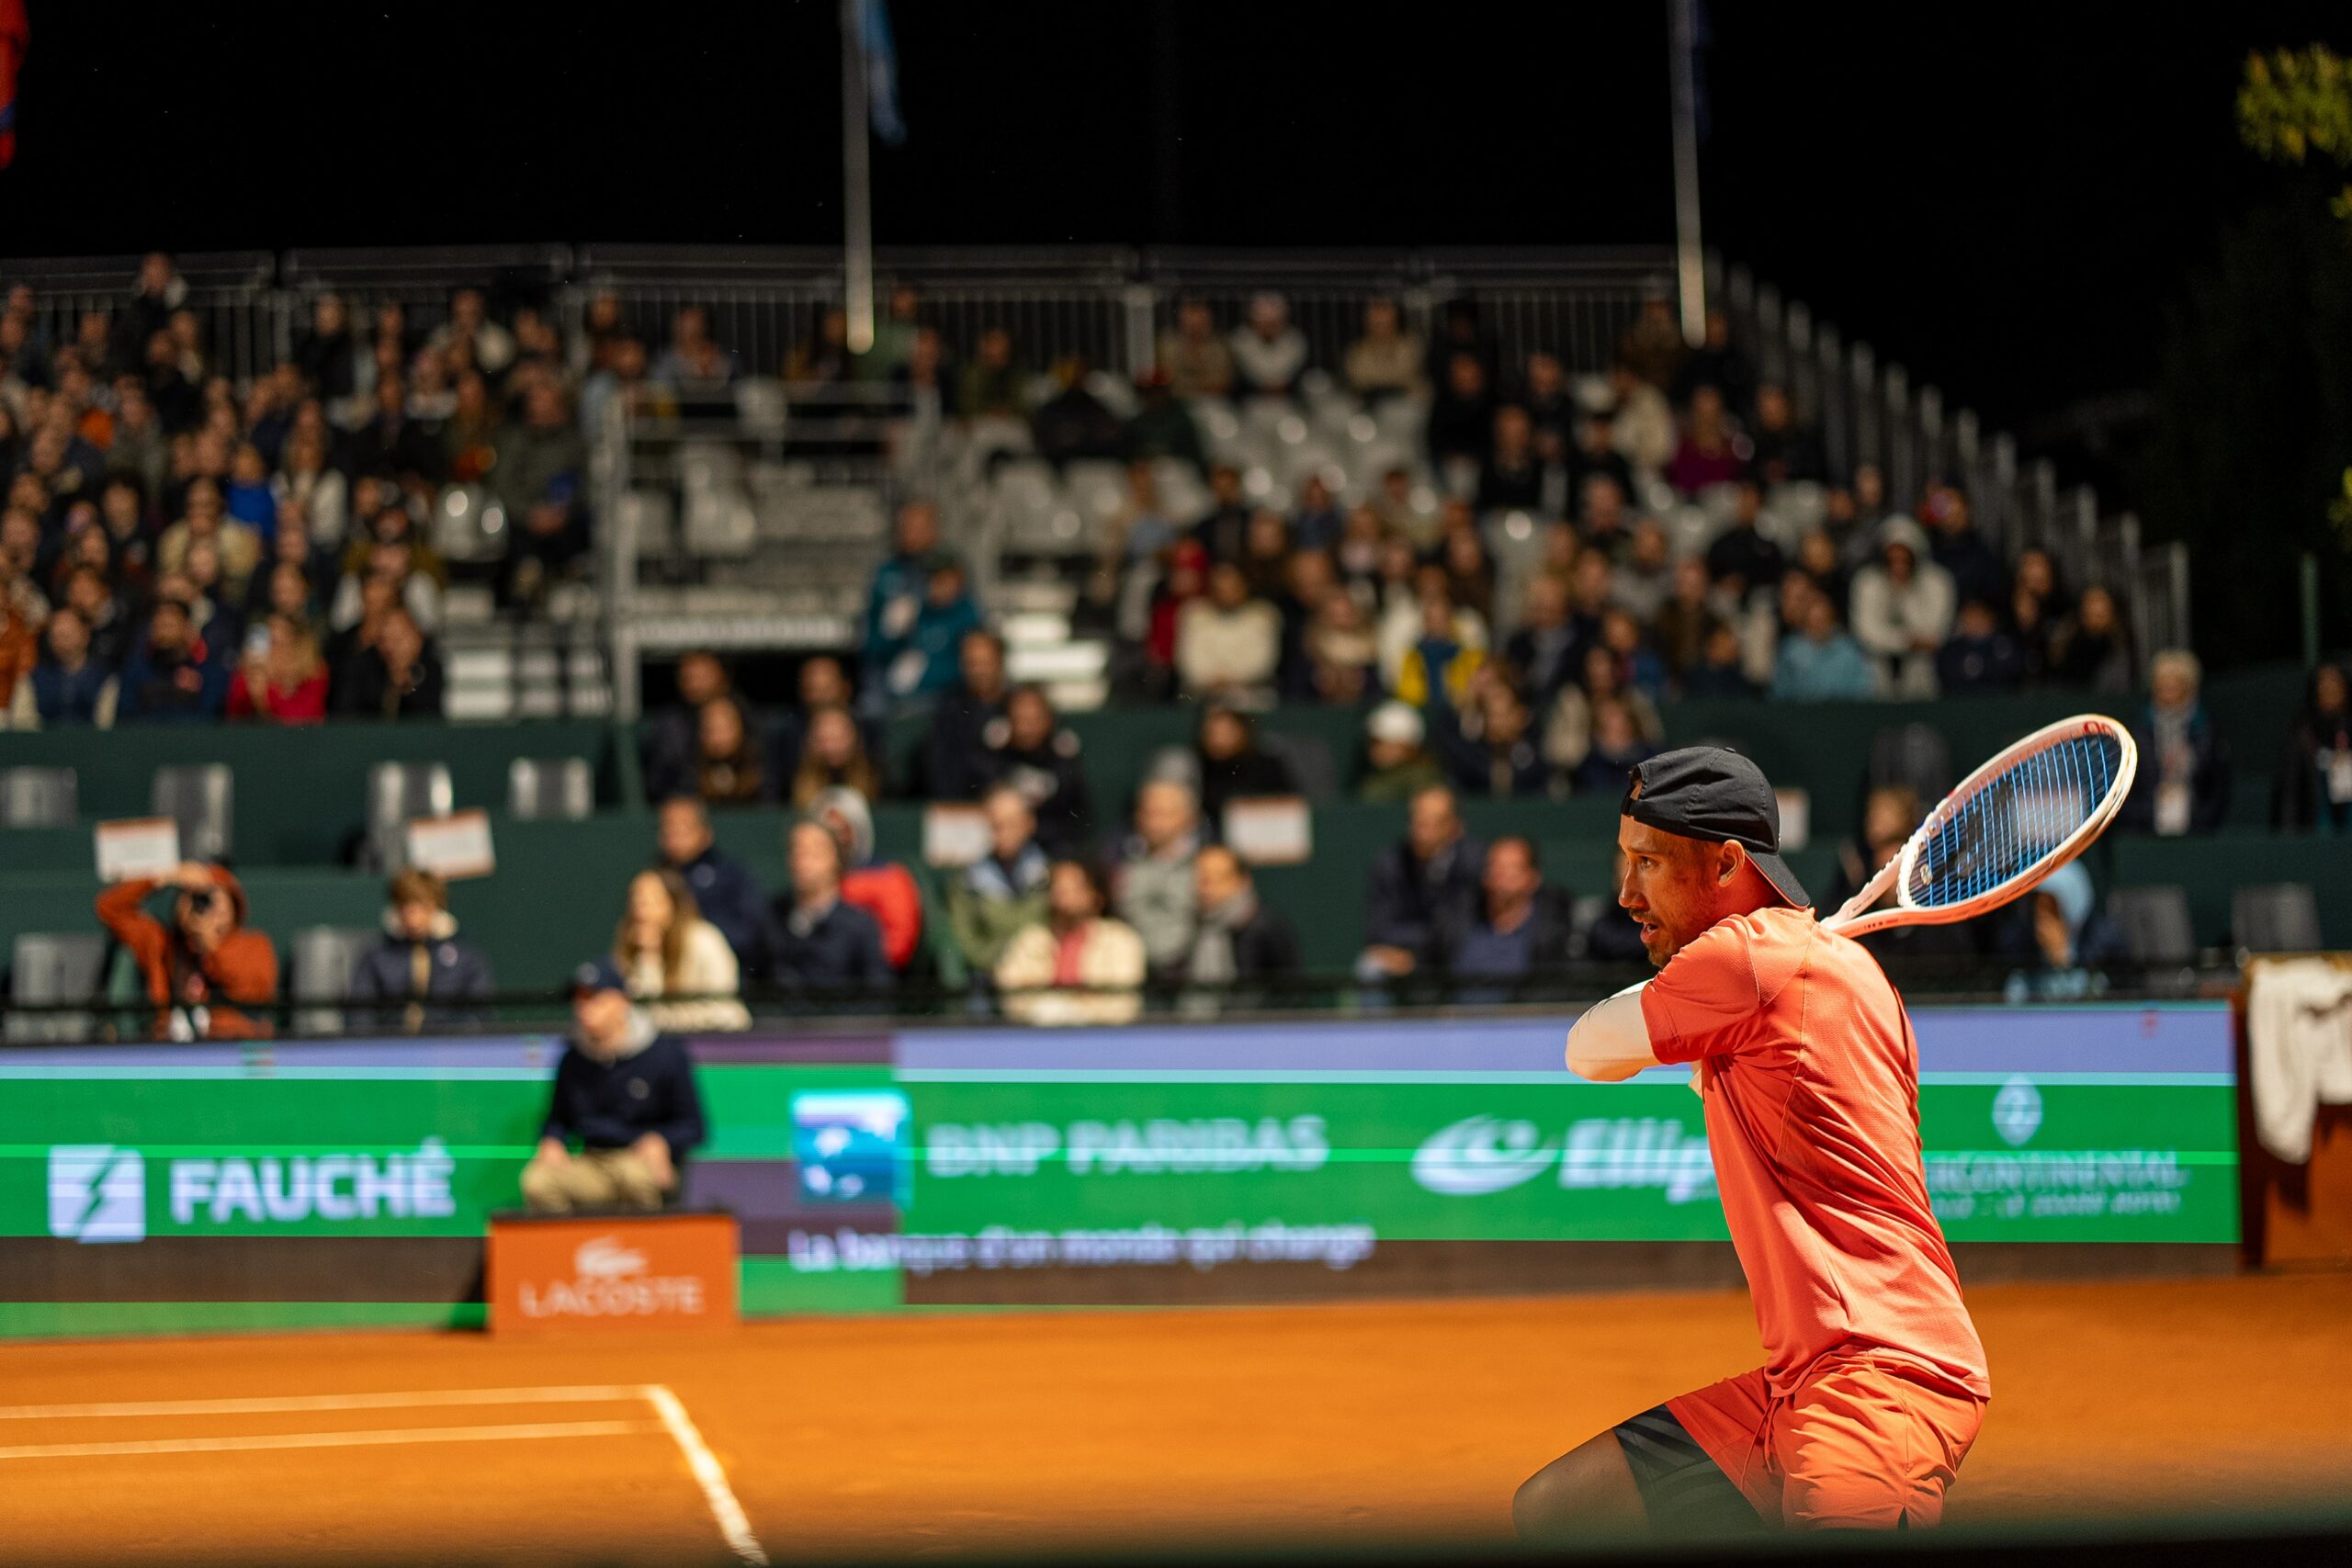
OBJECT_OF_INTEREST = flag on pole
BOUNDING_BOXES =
[859,0,907,147]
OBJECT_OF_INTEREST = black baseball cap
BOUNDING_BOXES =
[1621,747,1811,910]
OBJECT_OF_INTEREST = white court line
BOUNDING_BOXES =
[0,1382,770,1565]
[645,1384,770,1567]
[0,1385,647,1421]
[0,1419,661,1462]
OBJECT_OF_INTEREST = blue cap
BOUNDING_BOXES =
[571,957,628,998]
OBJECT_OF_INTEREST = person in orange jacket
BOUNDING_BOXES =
[96,861,279,1039]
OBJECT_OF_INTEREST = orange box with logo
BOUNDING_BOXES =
[486,1212,740,1334]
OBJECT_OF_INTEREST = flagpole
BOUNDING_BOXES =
[841,0,876,355]
[1667,0,1704,347]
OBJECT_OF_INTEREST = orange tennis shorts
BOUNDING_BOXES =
[1665,1350,1986,1529]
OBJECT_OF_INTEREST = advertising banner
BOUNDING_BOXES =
[0,1005,2240,1337]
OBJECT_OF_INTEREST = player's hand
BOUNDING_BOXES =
[535,1136,571,1167]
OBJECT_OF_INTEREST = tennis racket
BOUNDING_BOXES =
[1819,714,2138,938]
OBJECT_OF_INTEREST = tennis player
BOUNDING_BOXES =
[1513,747,1988,1538]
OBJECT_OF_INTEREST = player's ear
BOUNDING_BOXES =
[1717,840,1747,888]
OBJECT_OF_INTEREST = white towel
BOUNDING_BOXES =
[2245,958,2352,1163]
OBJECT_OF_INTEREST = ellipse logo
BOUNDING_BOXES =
[573,1236,648,1279]
[1410,1116,1556,1196]
[1992,1076,2043,1148]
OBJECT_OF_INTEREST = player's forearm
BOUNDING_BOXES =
[1566,983,1662,1081]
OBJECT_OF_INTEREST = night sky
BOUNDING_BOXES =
[3,0,2348,446]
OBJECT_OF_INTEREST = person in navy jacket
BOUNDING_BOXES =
[520,958,707,1213]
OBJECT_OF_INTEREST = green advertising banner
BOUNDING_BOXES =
[0,1004,2240,1337]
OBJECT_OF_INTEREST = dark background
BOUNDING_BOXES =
[4,0,2350,656]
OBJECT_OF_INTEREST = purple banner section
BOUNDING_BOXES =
[0,1036,560,1070]
[686,1032,895,1065]
[898,1003,2234,1077]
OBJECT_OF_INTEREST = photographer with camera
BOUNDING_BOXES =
[95,861,280,1039]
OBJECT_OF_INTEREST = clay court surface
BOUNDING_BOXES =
[1,1272,2346,1564]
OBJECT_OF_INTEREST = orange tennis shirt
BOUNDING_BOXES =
[1638,905,1989,1401]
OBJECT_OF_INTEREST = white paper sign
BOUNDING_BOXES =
[922,804,991,868]
[96,818,182,883]
[1223,796,1313,865]
[404,809,497,880]
[1773,788,1811,852]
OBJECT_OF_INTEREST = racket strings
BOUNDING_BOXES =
[1903,732,2121,909]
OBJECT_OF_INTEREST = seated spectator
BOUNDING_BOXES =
[1685,621,1760,699]
[946,786,1053,976]
[346,869,495,1031]
[1192,462,1252,563]
[1520,351,1579,449]
[0,554,36,706]
[1477,405,1545,513]
[1597,607,1668,698]
[156,477,261,601]
[1792,528,1849,621]
[1923,483,2005,612]
[116,594,226,723]
[1611,519,1675,626]
[2275,662,2352,832]
[1544,645,1665,777]
[1583,849,1651,965]
[1604,361,1677,473]
[521,959,706,1214]
[2008,547,2064,677]
[1113,778,1204,979]
[1621,294,1689,390]
[339,372,442,485]
[2047,584,2132,693]
[1666,385,1748,495]
[1192,703,1298,826]
[1156,298,1234,402]
[997,859,1148,1026]
[883,558,983,707]
[246,514,328,626]
[1033,358,1125,468]
[986,684,1095,857]
[1674,306,1755,414]
[226,612,329,724]
[920,628,1012,799]
[865,498,949,678]
[1304,585,1380,705]
[1572,697,1657,795]
[96,860,278,1040]
[1176,561,1281,705]
[1344,298,1425,404]
[223,441,278,540]
[1427,835,1571,983]
[1230,293,1307,400]
[650,304,738,389]
[1937,596,2029,695]
[1433,670,1551,799]
[1359,699,1445,803]
[1702,479,1785,602]
[1502,574,1577,702]
[765,819,892,995]
[1771,586,1876,701]
[1239,509,1295,601]
[1292,474,1344,555]
[1426,352,1494,478]
[1650,558,1722,689]
[1748,383,1826,485]
[654,795,771,968]
[1438,521,1498,626]
[1359,784,1485,979]
[8,604,116,728]
[1122,368,1205,469]
[333,605,444,719]
[1183,845,1301,988]
[276,428,347,548]
[642,650,737,802]
[1577,474,1635,563]
[1996,861,2127,1003]
[787,704,886,807]
[1395,583,1487,708]
[808,786,924,974]
[614,867,751,1032]
[784,306,852,387]
[1849,519,1954,698]
[2122,649,2229,836]
[957,326,1028,423]
[492,380,589,603]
